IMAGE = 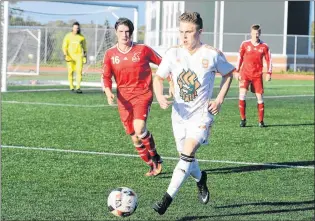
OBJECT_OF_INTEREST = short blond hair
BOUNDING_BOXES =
[179,12,203,30]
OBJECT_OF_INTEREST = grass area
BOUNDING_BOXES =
[1,79,314,220]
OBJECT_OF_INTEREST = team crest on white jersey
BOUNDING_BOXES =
[177,69,201,102]
[132,52,141,62]
[202,59,209,68]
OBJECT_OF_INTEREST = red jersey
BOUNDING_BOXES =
[102,42,161,94]
[236,40,272,77]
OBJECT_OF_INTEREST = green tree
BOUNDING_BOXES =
[137,25,145,44]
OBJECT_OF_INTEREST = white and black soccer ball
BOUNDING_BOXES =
[107,187,138,217]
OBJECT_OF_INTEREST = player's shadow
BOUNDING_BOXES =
[158,161,314,178]
[264,122,314,127]
[177,203,315,221]
[204,160,315,174]
[214,200,315,209]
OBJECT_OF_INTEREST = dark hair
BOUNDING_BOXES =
[72,21,81,34]
[251,24,261,31]
[179,12,203,30]
[114,18,134,36]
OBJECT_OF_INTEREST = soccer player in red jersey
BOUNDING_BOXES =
[235,24,272,127]
[102,18,166,176]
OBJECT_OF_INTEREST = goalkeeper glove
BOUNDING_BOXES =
[83,56,87,64]
[64,55,72,62]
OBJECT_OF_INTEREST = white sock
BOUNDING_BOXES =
[190,159,202,182]
[166,154,194,198]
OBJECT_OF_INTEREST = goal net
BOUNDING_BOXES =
[1,1,139,91]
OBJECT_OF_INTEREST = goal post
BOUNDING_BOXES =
[1,1,139,92]
[1,1,9,92]
[7,27,41,76]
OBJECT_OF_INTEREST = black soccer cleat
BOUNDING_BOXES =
[76,89,83,94]
[197,171,210,204]
[240,119,247,127]
[70,89,75,92]
[153,192,173,215]
[259,121,266,127]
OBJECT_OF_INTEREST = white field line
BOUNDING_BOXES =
[2,145,314,170]
[5,87,100,93]
[1,94,314,108]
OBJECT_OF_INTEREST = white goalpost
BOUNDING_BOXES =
[1,1,139,92]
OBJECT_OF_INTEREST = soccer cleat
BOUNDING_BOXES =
[145,166,155,177]
[70,89,75,92]
[240,119,246,127]
[152,192,173,215]
[197,171,210,204]
[76,89,83,94]
[259,121,266,127]
[152,154,163,176]
[153,161,162,176]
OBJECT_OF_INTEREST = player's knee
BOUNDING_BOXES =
[239,93,246,101]
[134,120,146,137]
[256,94,264,104]
[135,126,147,139]
[257,98,264,104]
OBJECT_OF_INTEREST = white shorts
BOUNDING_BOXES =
[172,110,214,153]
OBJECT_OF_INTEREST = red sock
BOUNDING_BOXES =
[258,103,264,122]
[239,100,246,120]
[141,131,157,157]
[135,144,153,167]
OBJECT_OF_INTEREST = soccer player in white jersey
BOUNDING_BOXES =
[152,12,235,215]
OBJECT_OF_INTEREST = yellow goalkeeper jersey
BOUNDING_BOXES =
[62,32,87,56]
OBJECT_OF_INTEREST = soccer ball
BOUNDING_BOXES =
[107,187,138,217]
[89,55,95,62]
[28,53,34,60]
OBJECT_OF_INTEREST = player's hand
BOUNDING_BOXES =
[83,56,87,64]
[157,95,173,109]
[266,73,271,81]
[208,100,221,115]
[169,84,175,97]
[64,55,72,62]
[106,93,115,106]
[234,72,241,81]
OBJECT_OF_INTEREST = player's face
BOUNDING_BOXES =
[179,22,202,51]
[72,25,80,34]
[251,29,261,42]
[116,25,132,45]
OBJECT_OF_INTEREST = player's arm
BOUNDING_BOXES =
[62,34,71,61]
[235,42,245,80]
[82,36,87,57]
[208,52,234,115]
[102,51,115,105]
[147,46,174,97]
[82,36,87,64]
[153,51,172,109]
[264,46,272,81]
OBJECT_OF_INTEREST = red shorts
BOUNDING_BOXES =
[239,75,264,94]
[117,90,153,135]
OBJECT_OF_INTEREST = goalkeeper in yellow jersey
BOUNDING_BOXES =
[62,22,87,93]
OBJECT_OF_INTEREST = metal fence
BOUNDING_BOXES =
[145,31,314,71]
[6,26,314,73]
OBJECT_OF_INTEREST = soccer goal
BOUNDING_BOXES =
[1,1,139,92]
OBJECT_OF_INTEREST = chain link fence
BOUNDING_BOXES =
[146,31,314,72]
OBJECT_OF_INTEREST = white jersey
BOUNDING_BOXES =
[156,44,235,119]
